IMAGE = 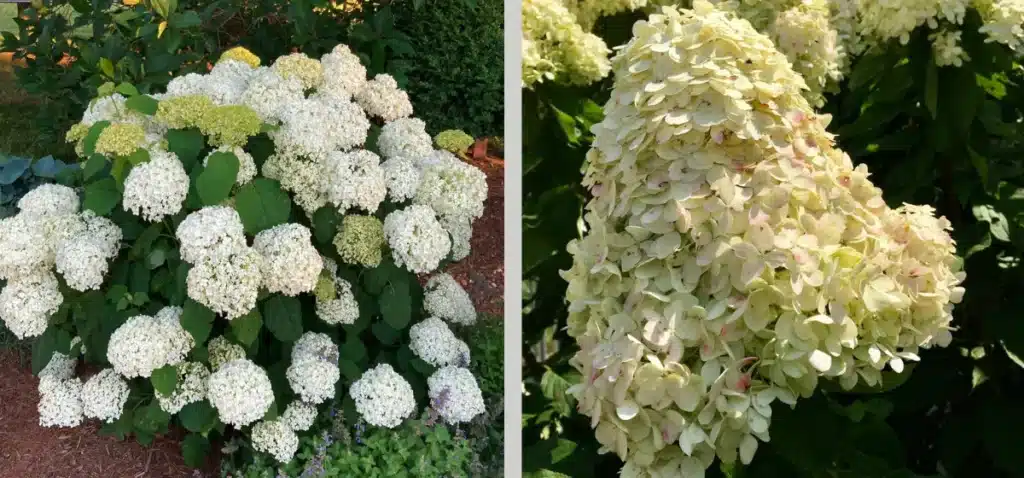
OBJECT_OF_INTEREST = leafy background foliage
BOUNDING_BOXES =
[523,9,1024,478]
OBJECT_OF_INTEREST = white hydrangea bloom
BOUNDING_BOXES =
[856,0,969,46]
[122,150,189,222]
[272,52,324,91]
[17,184,80,216]
[427,366,485,424]
[251,419,300,463]
[77,211,122,259]
[81,93,141,126]
[414,157,488,222]
[157,362,210,414]
[39,351,77,381]
[286,359,340,405]
[204,146,258,186]
[424,273,477,326]
[107,309,194,378]
[261,151,331,214]
[315,258,360,325]
[324,150,387,214]
[37,375,84,428]
[930,28,970,67]
[349,363,416,428]
[206,59,256,105]
[978,0,1024,51]
[768,0,845,107]
[281,401,317,431]
[354,74,413,121]
[0,214,53,280]
[409,317,471,367]
[381,156,422,203]
[378,118,433,160]
[207,359,275,427]
[383,204,452,274]
[440,215,472,262]
[0,272,63,339]
[165,73,209,98]
[208,336,247,371]
[292,332,340,364]
[55,235,112,291]
[186,246,263,320]
[319,44,368,100]
[240,67,305,123]
[273,97,370,157]
[81,369,129,423]
[253,224,323,296]
[522,0,612,87]
[176,206,247,265]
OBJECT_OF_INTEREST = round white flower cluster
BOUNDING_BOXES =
[55,213,122,291]
[349,363,416,428]
[427,366,485,424]
[122,150,190,222]
[522,0,612,87]
[40,351,77,380]
[383,204,452,274]
[175,206,246,264]
[253,223,322,296]
[320,45,368,100]
[315,258,360,325]
[381,156,422,203]
[38,374,84,428]
[18,184,79,215]
[281,401,318,431]
[240,66,305,123]
[424,273,477,326]
[977,0,1024,51]
[378,118,433,160]
[409,317,471,367]
[562,3,965,475]
[180,209,263,319]
[157,362,210,414]
[441,216,472,262]
[767,0,845,107]
[107,308,194,378]
[208,336,247,371]
[272,96,370,157]
[857,0,969,45]
[251,419,300,463]
[324,149,387,214]
[207,358,275,427]
[414,153,488,222]
[81,369,129,423]
[0,272,63,339]
[287,332,341,404]
[355,74,414,121]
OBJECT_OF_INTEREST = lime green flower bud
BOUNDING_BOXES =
[94,123,145,157]
[333,215,385,268]
[156,95,215,130]
[434,129,475,154]
[197,105,262,147]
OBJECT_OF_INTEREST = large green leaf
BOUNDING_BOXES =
[178,400,218,433]
[82,120,111,156]
[234,178,292,235]
[231,309,262,346]
[125,95,159,115]
[379,281,412,330]
[83,178,121,216]
[196,152,239,206]
[166,129,205,170]
[262,295,303,342]
[151,364,178,397]
[180,433,210,468]
[180,299,214,344]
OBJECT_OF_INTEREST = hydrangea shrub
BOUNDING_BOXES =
[561,2,965,476]
[0,45,491,466]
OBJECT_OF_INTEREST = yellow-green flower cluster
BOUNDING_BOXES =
[65,123,89,144]
[156,95,215,130]
[197,105,262,147]
[219,46,261,68]
[94,123,145,157]
[434,129,475,154]
[522,0,611,88]
[272,53,324,91]
[333,215,385,268]
[767,0,845,107]
[562,3,964,476]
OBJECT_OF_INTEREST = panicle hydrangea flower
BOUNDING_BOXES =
[315,258,360,325]
[240,67,305,123]
[81,369,129,423]
[378,118,434,160]
[122,150,190,222]
[424,273,477,326]
[319,44,368,100]
[355,74,414,121]
[205,59,256,105]
[440,215,472,262]
[17,184,79,216]
[220,46,261,68]
[176,206,247,264]
[155,95,215,129]
[203,146,257,186]
[157,362,210,414]
[381,156,422,202]
[0,272,63,339]
[767,0,845,107]
[272,97,370,157]
[349,363,416,428]
[251,419,300,463]
[207,358,275,428]
[197,104,263,147]
[208,336,247,371]
[281,401,318,431]
[977,0,1024,51]
[187,246,263,320]
[94,123,146,157]
[563,0,648,30]
[426,366,485,424]
[37,375,83,428]
[383,205,452,274]
[324,150,387,214]
[856,0,969,46]
[106,309,194,378]
[333,215,385,268]
[435,129,475,154]
[414,156,488,222]
[931,28,970,66]
[522,0,612,88]
[409,317,471,367]
[261,151,331,214]
[253,223,323,296]
[560,3,965,474]
[272,52,324,91]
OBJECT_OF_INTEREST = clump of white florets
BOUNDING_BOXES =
[176,206,246,264]
[281,401,318,431]
[355,74,413,121]
[251,419,300,463]
[378,118,433,160]
[107,308,194,378]
[253,223,323,296]
[424,273,477,326]
[561,3,965,475]
[409,317,471,367]
[522,0,612,88]
[0,272,63,339]
[240,67,305,123]
[81,369,129,423]
[38,374,84,428]
[207,358,275,427]
[414,154,488,222]
[157,362,210,414]
[383,204,452,274]
[349,363,416,428]
[324,149,387,214]
[55,212,122,291]
[320,44,367,100]
[427,366,485,425]
[441,216,472,262]
[187,246,263,320]
[381,156,422,202]
[122,150,190,222]
[208,336,247,371]
[314,258,360,325]
[18,184,79,215]
[287,332,341,404]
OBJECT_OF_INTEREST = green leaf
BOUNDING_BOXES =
[380,282,412,330]
[151,0,178,18]
[234,178,292,235]
[115,82,139,97]
[82,154,108,181]
[371,321,400,345]
[262,295,303,342]
[125,95,159,115]
[312,206,341,245]
[151,364,178,397]
[196,152,240,206]
[123,148,150,166]
[83,178,121,216]
[99,58,115,78]
[178,401,218,433]
[110,157,134,187]
[166,129,205,170]
[133,400,171,434]
[82,121,111,156]
[147,248,167,269]
[362,258,397,295]
[339,360,362,381]
[231,309,262,346]
[180,433,210,468]
[340,334,367,361]
[180,299,215,344]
